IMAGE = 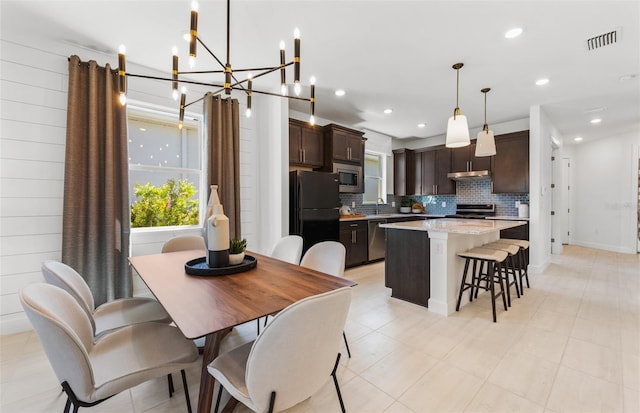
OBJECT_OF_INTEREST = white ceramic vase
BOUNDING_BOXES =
[228,252,245,265]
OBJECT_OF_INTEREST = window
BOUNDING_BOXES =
[127,105,204,228]
[363,151,386,204]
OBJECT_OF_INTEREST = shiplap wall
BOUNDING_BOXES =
[0,28,282,333]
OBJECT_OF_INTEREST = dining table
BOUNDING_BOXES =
[129,249,357,413]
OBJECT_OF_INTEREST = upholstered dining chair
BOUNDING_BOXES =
[161,235,206,253]
[41,260,171,338]
[208,287,351,413]
[20,283,199,413]
[269,235,303,265]
[299,241,352,357]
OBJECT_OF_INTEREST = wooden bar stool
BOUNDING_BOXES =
[495,238,530,295]
[479,242,521,306]
[456,248,508,322]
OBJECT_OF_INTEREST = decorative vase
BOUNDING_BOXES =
[205,185,230,268]
[399,206,411,213]
[228,251,245,265]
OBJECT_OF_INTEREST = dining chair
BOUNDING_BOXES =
[161,235,206,253]
[20,283,199,413]
[208,287,351,413]
[299,241,351,358]
[41,260,171,338]
[269,235,303,265]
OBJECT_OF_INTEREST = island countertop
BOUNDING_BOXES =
[379,218,525,234]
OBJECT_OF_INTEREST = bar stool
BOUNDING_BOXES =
[495,238,530,295]
[456,247,509,322]
[479,242,521,306]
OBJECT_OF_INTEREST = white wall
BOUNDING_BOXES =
[0,28,283,333]
[562,131,640,253]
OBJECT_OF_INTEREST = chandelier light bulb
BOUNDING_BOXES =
[246,108,252,118]
[310,76,316,85]
[309,115,315,125]
[279,40,285,51]
[191,1,198,12]
[172,46,178,56]
[118,44,126,54]
[294,28,300,39]
[294,81,301,96]
[189,56,196,68]
[181,86,187,94]
[281,83,288,96]
[172,89,179,100]
[119,92,127,106]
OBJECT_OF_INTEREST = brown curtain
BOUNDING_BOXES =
[62,55,131,306]
[203,93,241,238]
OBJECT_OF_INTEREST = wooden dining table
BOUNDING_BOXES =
[129,249,357,413]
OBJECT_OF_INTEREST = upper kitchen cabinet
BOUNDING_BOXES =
[323,124,365,165]
[492,130,529,193]
[393,148,415,196]
[289,118,324,167]
[451,142,492,173]
[423,147,455,195]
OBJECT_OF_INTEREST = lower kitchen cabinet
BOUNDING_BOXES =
[339,221,368,267]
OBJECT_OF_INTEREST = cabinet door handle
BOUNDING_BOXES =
[349,223,358,227]
[348,147,351,160]
[299,148,303,162]
[435,184,438,195]
[351,230,356,243]
[302,149,306,163]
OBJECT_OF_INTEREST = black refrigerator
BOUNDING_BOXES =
[289,170,340,254]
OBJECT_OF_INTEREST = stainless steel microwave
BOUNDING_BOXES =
[333,162,363,193]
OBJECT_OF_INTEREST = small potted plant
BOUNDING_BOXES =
[400,199,412,214]
[228,238,247,265]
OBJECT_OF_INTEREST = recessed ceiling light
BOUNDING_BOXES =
[505,27,523,39]
[619,73,638,81]
[383,108,393,114]
[574,136,583,142]
[584,106,607,114]
[535,78,550,86]
[590,118,602,124]
[335,89,346,97]
[417,123,426,128]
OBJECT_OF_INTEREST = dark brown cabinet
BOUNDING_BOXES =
[323,124,365,165]
[339,220,368,267]
[421,147,455,195]
[492,130,529,193]
[393,149,415,196]
[451,142,492,173]
[289,119,323,167]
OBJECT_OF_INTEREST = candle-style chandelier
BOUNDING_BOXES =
[116,0,316,128]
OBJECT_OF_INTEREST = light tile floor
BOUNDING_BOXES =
[1,245,638,412]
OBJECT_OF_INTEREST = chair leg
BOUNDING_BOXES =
[456,258,471,311]
[343,331,351,358]
[214,383,223,413]
[181,369,192,413]
[489,262,497,323]
[267,391,276,413]
[167,373,175,397]
[64,398,71,413]
[332,353,346,413]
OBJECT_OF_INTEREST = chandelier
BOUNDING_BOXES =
[116,0,316,128]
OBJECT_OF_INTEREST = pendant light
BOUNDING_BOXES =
[475,88,496,157]
[445,63,470,148]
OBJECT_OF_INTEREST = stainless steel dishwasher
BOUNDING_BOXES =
[368,219,387,261]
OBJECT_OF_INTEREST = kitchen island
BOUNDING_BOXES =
[380,218,526,316]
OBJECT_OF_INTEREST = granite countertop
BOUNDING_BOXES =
[340,213,445,221]
[379,218,526,234]
[487,216,530,221]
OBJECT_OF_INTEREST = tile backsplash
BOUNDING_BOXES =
[340,179,529,216]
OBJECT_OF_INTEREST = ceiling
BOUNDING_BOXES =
[2,1,639,144]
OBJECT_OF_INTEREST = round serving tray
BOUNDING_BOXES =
[185,255,257,276]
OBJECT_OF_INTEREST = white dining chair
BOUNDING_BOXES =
[161,236,206,253]
[20,283,199,413]
[208,287,351,413]
[299,241,351,358]
[41,260,171,338]
[269,235,303,265]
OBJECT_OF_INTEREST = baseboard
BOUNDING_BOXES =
[572,240,637,254]
[1,313,32,336]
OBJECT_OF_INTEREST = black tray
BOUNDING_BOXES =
[185,255,257,276]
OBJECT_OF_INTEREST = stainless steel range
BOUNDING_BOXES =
[445,203,496,219]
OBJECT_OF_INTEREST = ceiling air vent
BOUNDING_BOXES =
[586,28,620,50]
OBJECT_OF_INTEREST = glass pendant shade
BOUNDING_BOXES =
[475,129,496,156]
[446,114,470,148]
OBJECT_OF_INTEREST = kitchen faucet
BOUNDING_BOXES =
[376,197,384,215]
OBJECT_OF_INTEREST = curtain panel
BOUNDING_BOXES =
[203,93,242,239]
[62,55,131,305]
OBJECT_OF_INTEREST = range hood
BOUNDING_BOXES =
[447,170,491,181]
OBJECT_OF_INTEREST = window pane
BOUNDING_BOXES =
[129,170,200,228]
[363,177,381,203]
[128,117,199,169]
[364,154,381,178]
